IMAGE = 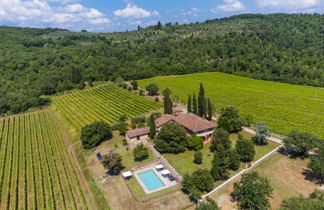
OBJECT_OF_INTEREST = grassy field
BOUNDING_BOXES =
[139,72,324,138]
[0,111,87,209]
[163,131,279,177]
[52,84,161,131]
[209,153,319,209]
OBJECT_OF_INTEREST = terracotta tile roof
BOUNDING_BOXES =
[155,114,175,127]
[126,126,149,138]
[174,113,216,133]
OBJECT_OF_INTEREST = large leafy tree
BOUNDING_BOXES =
[308,140,324,182]
[283,130,319,158]
[81,121,112,149]
[236,134,255,162]
[155,122,187,153]
[210,127,231,152]
[280,190,324,210]
[253,122,271,145]
[218,106,244,133]
[102,151,123,175]
[232,171,273,210]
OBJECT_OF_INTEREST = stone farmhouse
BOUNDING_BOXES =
[126,111,216,145]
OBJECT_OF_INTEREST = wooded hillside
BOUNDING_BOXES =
[0,13,323,114]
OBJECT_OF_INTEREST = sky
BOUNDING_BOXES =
[0,0,323,32]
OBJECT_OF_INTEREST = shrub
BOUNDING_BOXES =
[187,135,203,150]
[146,83,159,96]
[155,97,160,102]
[195,202,219,210]
[81,121,112,149]
[130,80,138,90]
[133,144,149,161]
[194,150,203,164]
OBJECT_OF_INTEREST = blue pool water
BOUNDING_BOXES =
[138,170,165,191]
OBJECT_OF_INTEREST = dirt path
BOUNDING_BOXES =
[49,110,99,210]
[68,142,98,210]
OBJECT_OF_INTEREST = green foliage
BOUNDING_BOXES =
[218,106,244,133]
[182,169,214,201]
[187,135,203,150]
[244,114,254,126]
[207,98,213,121]
[308,140,324,182]
[149,114,156,139]
[102,151,123,175]
[283,130,320,158]
[80,121,112,149]
[1,14,323,115]
[139,72,324,139]
[195,202,219,210]
[163,88,172,97]
[232,171,273,210]
[210,128,231,152]
[198,83,206,117]
[130,116,146,128]
[211,144,229,181]
[146,83,159,96]
[192,93,198,115]
[163,93,173,114]
[280,190,324,210]
[236,134,255,162]
[155,122,187,153]
[194,150,203,164]
[253,122,271,145]
[133,144,149,161]
[187,95,192,113]
[228,149,240,171]
[131,80,138,90]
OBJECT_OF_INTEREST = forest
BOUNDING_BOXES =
[0,13,323,115]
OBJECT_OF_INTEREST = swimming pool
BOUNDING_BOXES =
[138,170,165,191]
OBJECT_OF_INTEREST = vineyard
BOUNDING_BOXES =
[52,84,161,130]
[0,111,87,209]
[139,72,324,138]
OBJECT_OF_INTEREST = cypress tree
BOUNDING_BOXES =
[149,114,156,139]
[207,98,213,120]
[211,151,221,181]
[163,93,173,114]
[198,83,206,117]
[187,95,192,113]
[192,93,197,115]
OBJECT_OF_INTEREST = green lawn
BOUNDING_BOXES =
[139,72,324,138]
[164,131,279,176]
[126,178,180,201]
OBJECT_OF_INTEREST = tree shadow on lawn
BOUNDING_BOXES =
[302,168,324,185]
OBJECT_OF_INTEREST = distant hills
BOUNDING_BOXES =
[0,13,323,115]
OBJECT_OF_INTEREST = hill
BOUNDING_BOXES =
[139,72,324,138]
[0,13,323,115]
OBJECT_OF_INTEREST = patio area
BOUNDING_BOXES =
[133,163,177,194]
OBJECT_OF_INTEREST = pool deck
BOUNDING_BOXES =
[134,165,177,194]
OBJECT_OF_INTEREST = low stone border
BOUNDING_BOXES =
[200,145,282,201]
